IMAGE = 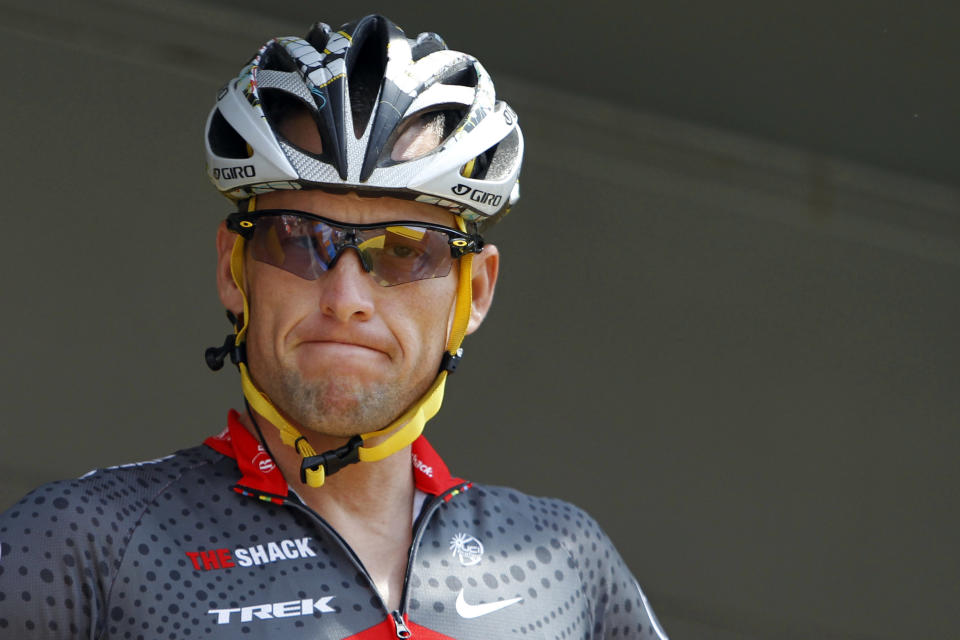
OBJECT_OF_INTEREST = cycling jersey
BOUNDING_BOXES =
[0,411,668,639]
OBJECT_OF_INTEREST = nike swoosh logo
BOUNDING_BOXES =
[455,589,523,619]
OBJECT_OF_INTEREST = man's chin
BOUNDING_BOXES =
[279,379,404,437]
[266,359,440,439]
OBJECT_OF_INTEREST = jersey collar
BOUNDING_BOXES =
[205,409,464,498]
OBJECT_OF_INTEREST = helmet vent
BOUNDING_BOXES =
[384,108,463,164]
[305,22,332,51]
[411,32,446,61]
[208,109,252,159]
[261,89,326,155]
[346,18,388,138]
[482,128,521,181]
[441,65,478,88]
[260,42,298,73]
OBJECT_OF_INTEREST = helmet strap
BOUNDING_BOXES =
[226,201,474,488]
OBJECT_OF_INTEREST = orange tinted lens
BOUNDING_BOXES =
[249,215,336,280]
[247,216,454,286]
[361,226,454,286]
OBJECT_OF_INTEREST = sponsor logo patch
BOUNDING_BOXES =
[412,453,434,478]
[449,533,484,566]
[208,596,336,624]
[252,445,276,473]
[185,537,316,571]
[455,589,523,619]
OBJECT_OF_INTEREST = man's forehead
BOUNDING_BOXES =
[254,189,457,227]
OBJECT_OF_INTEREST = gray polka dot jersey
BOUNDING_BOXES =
[0,410,667,639]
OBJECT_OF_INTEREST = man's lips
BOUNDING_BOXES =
[289,321,393,358]
[296,339,388,357]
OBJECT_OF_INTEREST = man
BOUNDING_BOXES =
[0,15,668,639]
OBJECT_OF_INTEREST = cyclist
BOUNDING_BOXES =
[0,15,668,639]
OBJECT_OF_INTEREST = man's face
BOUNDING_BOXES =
[218,189,471,437]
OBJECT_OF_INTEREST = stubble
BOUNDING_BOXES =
[272,365,409,436]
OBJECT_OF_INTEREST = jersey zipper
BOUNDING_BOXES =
[393,487,463,634]
[283,484,466,638]
[390,609,412,638]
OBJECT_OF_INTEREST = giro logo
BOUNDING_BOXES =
[450,184,503,208]
[208,596,336,624]
[470,189,501,207]
[504,106,516,125]
[449,533,484,566]
[213,165,256,181]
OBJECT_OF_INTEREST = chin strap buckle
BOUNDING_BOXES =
[299,435,363,484]
[205,334,247,371]
[440,348,463,374]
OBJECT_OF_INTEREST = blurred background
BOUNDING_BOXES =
[1,1,957,638]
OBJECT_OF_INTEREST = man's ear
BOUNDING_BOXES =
[466,243,499,335]
[216,221,244,318]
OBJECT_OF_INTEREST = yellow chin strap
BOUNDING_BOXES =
[228,198,474,488]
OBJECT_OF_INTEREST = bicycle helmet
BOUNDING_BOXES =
[205,14,523,227]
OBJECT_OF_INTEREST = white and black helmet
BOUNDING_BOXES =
[205,14,523,227]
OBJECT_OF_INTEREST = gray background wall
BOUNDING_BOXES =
[2,1,957,638]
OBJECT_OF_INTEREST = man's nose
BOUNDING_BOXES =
[317,247,375,322]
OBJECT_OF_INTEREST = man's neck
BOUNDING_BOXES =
[236,409,416,521]
[235,410,416,610]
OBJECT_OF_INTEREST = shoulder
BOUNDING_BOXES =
[0,445,228,637]
[456,484,669,639]
[463,483,610,548]
[2,444,223,528]
[447,483,623,583]
[1,444,225,562]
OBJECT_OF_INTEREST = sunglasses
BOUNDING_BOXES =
[227,209,483,286]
